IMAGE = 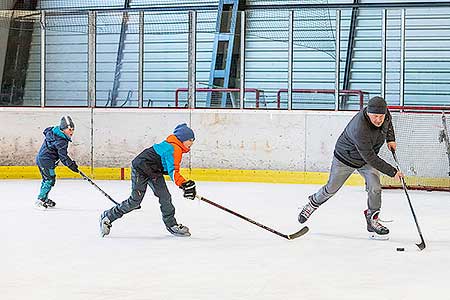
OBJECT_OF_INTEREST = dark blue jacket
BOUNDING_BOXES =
[36,126,75,169]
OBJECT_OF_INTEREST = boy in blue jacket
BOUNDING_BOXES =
[35,116,79,209]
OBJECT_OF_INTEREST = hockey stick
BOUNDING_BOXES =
[195,195,309,240]
[391,150,426,250]
[79,170,119,205]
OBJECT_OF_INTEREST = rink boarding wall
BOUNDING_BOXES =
[0,108,365,185]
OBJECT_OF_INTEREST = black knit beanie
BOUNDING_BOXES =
[367,96,387,114]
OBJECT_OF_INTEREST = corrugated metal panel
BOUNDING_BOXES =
[132,0,218,8]
[96,12,139,107]
[246,0,353,5]
[38,0,125,10]
[349,7,450,106]
[404,8,450,106]
[245,8,343,109]
[24,2,450,108]
[45,15,88,106]
[38,0,218,10]
[345,9,383,104]
[22,23,41,106]
[142,12,189,107]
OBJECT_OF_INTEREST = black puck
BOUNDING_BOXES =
[396,247,405,251]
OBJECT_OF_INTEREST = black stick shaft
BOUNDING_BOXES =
[391,150,426,250]
[196,195,292,239]
[79,171,119,205]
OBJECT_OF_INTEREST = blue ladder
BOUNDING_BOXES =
[206,0,241,107]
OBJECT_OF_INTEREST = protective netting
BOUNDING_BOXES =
[0,0,334,57]
[5,0,219,10]
[0,10,41,31]
[0,10,217,34]
[380,110,450,191]
[246,1,335,58]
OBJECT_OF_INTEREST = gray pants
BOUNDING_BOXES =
[312,156,382,213]
[105,167,177,227]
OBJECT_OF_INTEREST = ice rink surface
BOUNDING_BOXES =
[1,179,449,300]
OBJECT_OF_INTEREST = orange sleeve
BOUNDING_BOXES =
[172,146,186,186]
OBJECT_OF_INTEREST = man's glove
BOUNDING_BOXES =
[68,161,79,173]
[180,180,196,200]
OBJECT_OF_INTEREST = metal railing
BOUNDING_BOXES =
[276,89,369,110]
[175,87,262,108]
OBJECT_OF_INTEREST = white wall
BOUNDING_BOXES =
[0,108,354,171]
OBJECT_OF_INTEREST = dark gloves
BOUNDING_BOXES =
[68,161,79,173]
[180,180,196,200]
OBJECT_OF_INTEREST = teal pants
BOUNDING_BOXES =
[38,166,56,200]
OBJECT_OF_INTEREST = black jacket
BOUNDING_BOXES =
[333,108,397,177]
[132,147,167,178]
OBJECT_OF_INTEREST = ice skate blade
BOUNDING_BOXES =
[168,232,191,237]
[369,233,389,240]
[34,204,47,211]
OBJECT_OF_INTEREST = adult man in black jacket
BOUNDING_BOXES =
[298,96,403,239]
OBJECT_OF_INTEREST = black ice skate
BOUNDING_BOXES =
[166,224,191,237]
[298,196,319,224]
[35,199,48,210]
[364,209,389,240]
[44,198,56,208]
[99,212,112,237]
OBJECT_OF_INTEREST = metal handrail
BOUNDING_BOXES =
[276,88,369,110]
[175,87,261,108]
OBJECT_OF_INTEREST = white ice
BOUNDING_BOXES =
[1,179,449,300]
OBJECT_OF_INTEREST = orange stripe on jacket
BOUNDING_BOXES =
[166,134,190,186]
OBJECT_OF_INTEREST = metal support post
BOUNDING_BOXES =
[88,11,96,107]
[288,10,294,110]
[335,10,341,111]
[400,9,406,106]
[239,11,245,109]
[381,9,387,99]
[188,11,197,108]
[138,11,144,108]
[40,11,46,107]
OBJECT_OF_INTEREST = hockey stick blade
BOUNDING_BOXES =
[416,240,426,251]
[287,226,309,240]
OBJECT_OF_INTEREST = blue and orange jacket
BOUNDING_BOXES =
[132,134,190,186]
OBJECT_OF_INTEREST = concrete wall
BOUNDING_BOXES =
[0,108,354,171]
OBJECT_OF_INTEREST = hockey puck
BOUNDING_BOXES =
[396,247,405,251]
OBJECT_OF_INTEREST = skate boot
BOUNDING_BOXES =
[364,209,389,240]
[44,198,56,208]
[99,211,112,237]
[298,196,320,224]
[35,199,48,210]
[166,224,191,237]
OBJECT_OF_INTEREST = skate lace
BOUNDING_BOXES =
[301,203,317,218]
[102,218,111,228]
[372,218,388,231]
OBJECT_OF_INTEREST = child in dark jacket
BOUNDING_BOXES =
[99,123,197,237]
[35,116,79,209]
